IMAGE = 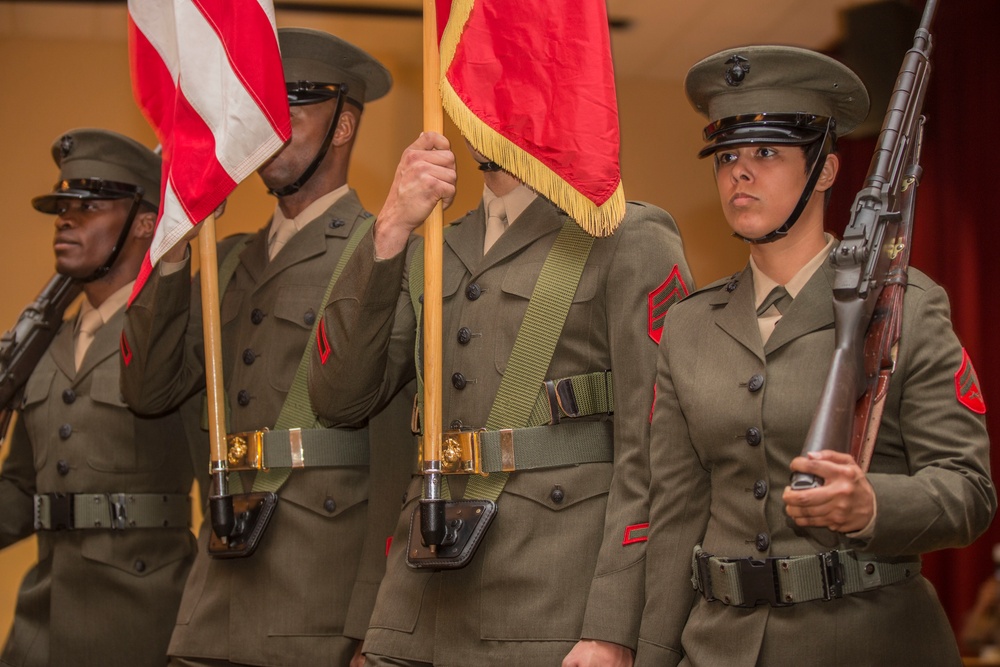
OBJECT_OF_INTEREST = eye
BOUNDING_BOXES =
[715,151,737,166]
[756,147,778,158]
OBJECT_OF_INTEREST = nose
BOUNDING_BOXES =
[730,158,752,183]
[54,212,74,230]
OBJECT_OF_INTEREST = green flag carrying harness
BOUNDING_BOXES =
[212,216,376,495]
[410,218,615,503]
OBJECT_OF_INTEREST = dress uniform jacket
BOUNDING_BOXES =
[0,305,198,667]
[636,259,996,667]
[120,191,415,666]
[309,198,692,665]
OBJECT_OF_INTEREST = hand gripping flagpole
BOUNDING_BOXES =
[418,0,447,552]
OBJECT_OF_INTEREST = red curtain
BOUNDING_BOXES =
[827,0,1000,638]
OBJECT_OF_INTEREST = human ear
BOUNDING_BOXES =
[815,153,840,193]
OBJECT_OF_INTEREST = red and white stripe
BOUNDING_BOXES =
[127,0,290,300]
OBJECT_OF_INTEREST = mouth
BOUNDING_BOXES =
[53,236,79,251]
[729,192,758,207]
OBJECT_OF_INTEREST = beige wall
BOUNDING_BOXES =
[0,9,747,644]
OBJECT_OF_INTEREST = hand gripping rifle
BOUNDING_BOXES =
[789,0,937,496]
[0,274,82,440]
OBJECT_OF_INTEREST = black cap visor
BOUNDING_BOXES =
[286,81,361,109]
[698,112,833,158]
[32,178,144,214]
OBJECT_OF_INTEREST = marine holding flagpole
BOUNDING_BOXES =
[308,1,693,664]
[120,27,416,667]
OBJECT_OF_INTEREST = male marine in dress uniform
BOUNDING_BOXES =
[309,132,693,666]
[0,128,200,667]
[119,29,414,667]
[636,46,995,666]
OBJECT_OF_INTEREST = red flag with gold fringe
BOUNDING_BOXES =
[436,0,626,236]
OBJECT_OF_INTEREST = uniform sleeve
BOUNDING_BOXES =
[855,279,995,554]
[581,203,695,649]
[120,255,206,415]
[0,414,38,547]
[309,227,418,426]
[635,307,710,667]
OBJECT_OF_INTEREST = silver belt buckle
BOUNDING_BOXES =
[108,493,129,530]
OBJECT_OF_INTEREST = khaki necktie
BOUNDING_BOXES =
[483,197,507,254]
[74,308,103,370]
[756,285,792,316]
[756,285,792,344]
[268,218,297,260]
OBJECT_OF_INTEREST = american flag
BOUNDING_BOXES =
[127,0,291,300]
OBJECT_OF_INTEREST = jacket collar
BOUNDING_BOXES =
[53,305,127,381]
[711,259,835,361]
[445,196,566,278]
[241,189,367,290]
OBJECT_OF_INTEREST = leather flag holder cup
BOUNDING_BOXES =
[406,499,497,570]
[208,492,278,559]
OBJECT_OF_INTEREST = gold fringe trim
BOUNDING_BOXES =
[439,0,474,73]
[438,0,626,238]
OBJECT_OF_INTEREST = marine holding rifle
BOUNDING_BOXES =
[0,128,201,667]
[635,45,995,666]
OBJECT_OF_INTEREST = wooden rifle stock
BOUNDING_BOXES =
[790,0,935,493]
[0,274,82,441]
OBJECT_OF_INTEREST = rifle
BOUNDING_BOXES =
[789,0,937,493]
[0,274,82,440]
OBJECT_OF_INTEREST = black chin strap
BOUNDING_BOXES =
[734,118,835,245]
[268,91,347,198]
[78,193,143,283]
